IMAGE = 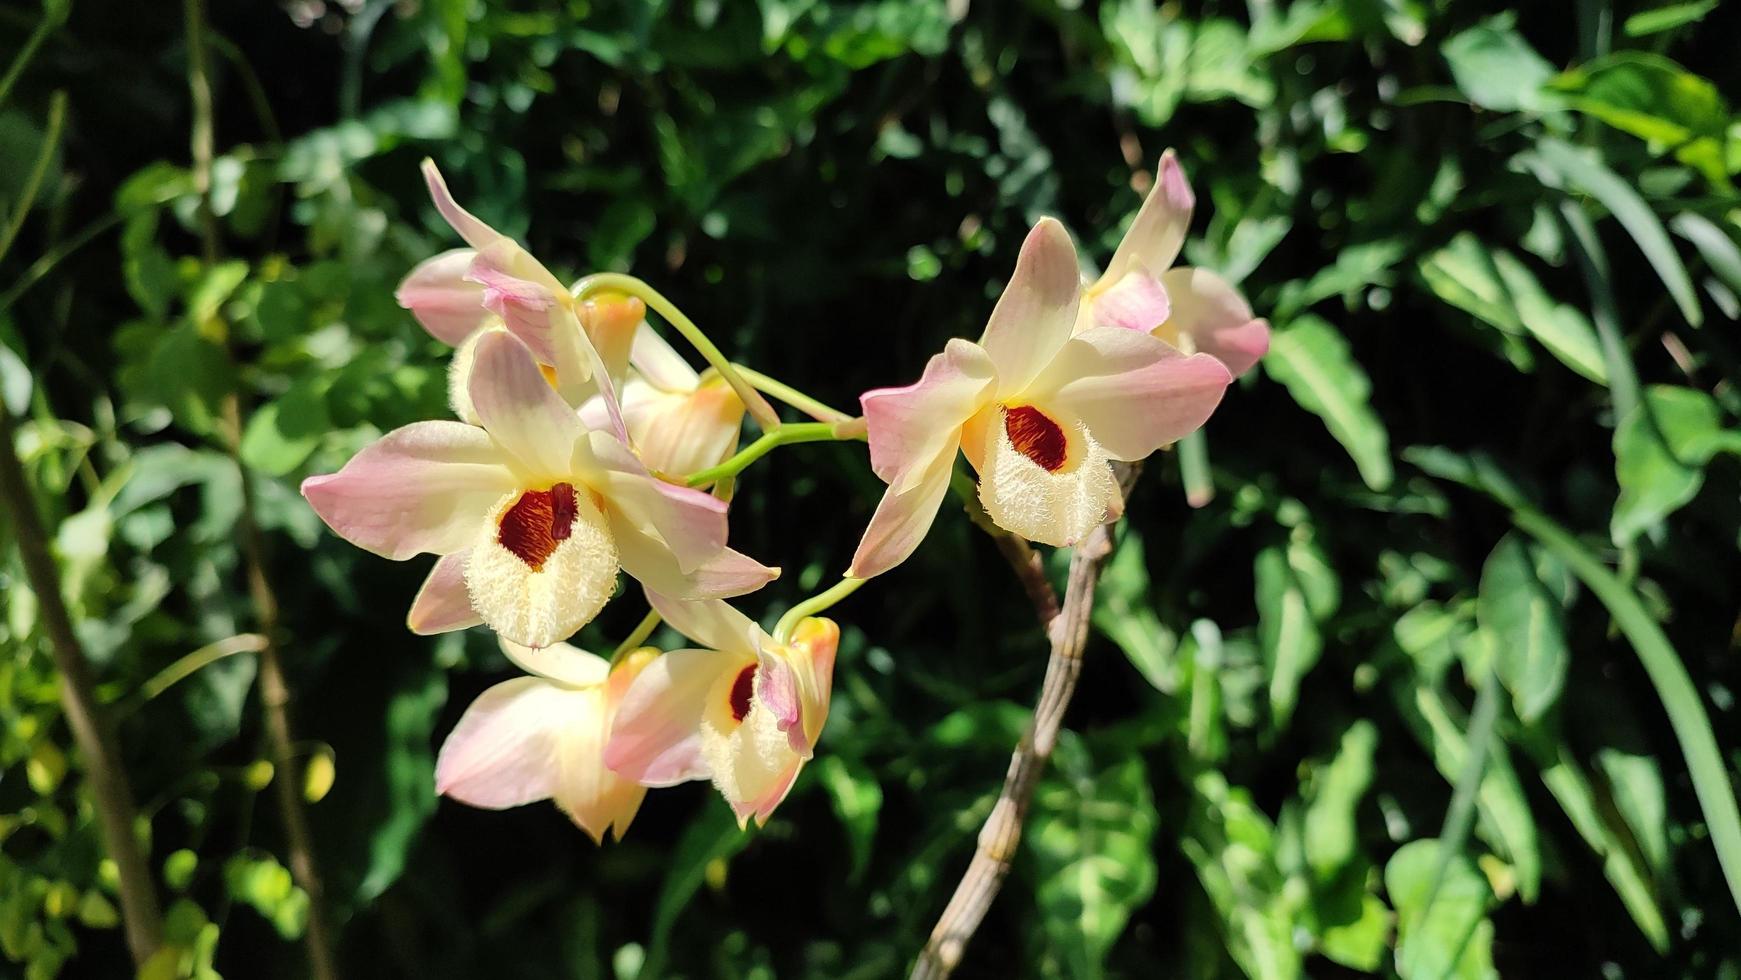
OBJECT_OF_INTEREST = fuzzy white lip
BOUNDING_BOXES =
[978,406,1120,547]
[465,486,619,648]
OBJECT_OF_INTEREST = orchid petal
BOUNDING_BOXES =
[468,330,583,480]
[612,513,777,600]
[645,590,762,658]
[978,218,1083,394]
[1088,270,1171,332]
[605,648,738,787]
[1026,326,1232,460]
[422,159,502,252]
[301,421,515,560]
[499,636,610,689]
[628,322,700,392]
[1101,150,1194,288]
[407,551,482,634]
[587,431,727,572]
[396,249,490,346]
[1159,267,1271,377]
[468,245,561,366]
[435,677,590,809]
[862,337,994,493]
[784,617,839,756]
[623,377,744,477]
[847,440,958,579]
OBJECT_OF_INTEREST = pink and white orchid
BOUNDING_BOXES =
[436,638,654,843]
[1077,151,1271,377]
[395,160,636,432]
[301,330,776,648]
[581,324,746,478]
[847,218,1233,578]
[604,591,838,828]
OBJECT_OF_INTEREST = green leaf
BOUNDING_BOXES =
[1524,735,1670,950]
[1441,14,1555,112]
[0,341,30,415]
[1384,839,1498,980]
[1623,0,1719,37]
[1612,385,1735,545]
[1397,683,1541,903]
[1180,770,1301,980]
[1549,53,1731,181]
[815,755,882,882]
[1477,535,1569,723]
[1317,893,1388,971]
[1671,211,1741,296]
[1255,544,1323,729]
[1595,748,1671,878]
[240,379,333,477]
[1418,232,1607,383]
[1264,315,1392,490]
[1093,531,1179,693]
[1029,739,1159,980]
[142,323,235,436]
[1303,720,1377,881]
[1526,139,1704,328]
[641,803,753,978]
[1509,504,1741,925]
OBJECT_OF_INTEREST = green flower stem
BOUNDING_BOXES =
[684,421,863,488]
[573,273,782,431]
[0,90,64,267]
[1177,430,1213,508]
[774,576,866,644]
[141,633,267,701]
[611,610,663,664]
[1512,505,1741,920]
[731,363,853,423]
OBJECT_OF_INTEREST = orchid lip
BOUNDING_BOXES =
[1003,405,1068,473]
[728,664,756,723]
[498,483,579,571]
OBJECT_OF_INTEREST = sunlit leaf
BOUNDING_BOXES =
[1263,315,1392,491]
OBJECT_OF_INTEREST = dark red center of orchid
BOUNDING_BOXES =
[497,483,578,571]
[1004,406,1067,472]
[728,664,757,723]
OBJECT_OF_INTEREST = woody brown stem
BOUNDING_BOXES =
[912,463,1140,979]
[0,399,165,965]
[184,1,340,975]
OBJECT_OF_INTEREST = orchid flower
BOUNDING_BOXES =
[847,218,1233,578]
[436,638,654,843]
[301,330,776,648]
[604,591,838,828]
[394,159,635,434]
[580,324,746,478]
[1076,151,1271,377]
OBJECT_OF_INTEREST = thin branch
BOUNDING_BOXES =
[0,397,166,965]
[912,463,1140,979]
[183,1,340,976]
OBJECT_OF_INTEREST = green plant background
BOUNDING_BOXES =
[2,0,1740,977]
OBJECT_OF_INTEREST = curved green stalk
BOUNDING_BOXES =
[141,633,266,701]
[1512,506,1741,921]
[684,421,862,488]
[573,273,781,431]
[732,363,853,423]
[0,90,64,266]
[774,577,866,644]
[611,610,662,664]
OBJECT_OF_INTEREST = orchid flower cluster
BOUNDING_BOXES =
[301,151,1268,839]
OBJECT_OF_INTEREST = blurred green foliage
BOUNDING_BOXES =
[2,0,1740,977]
